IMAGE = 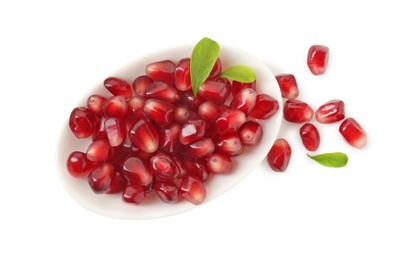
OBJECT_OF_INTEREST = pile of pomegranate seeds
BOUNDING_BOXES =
[67,58,279,205]
[268,45,367,172]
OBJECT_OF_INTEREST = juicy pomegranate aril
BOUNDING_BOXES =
[155,181,179,203]
[104,117,126,147]
[67,151,97,178]
[69,107,97,138]
[122,185,146,205]
[198,79,230,105]
[104,95,128,118]
[129,119,159,153]
[267,139,292,172]
[87,94,107,117]
[339,118,367,149]
[132,75,153,97]
[215,108,246,134]
[145,60,176,85]
[307,45,329,75]
[88,163,115,194]
[249,94,279,119]
[180,176,206,205]
[145,82,179,103]
[150,152,180,179]
[122,156,153,186]
[143,98,175,127]
[205,153,232,174]
[275,74,299,100]
[174,58,191,91]
[283,100,314,123]
[315,99,345,124]
[86,139,111,162]
[230,88,257,115]
[299,123,320,152]
[238,121,263,146]
[104,77,132,100]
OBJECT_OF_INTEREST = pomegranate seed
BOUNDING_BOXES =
[267,138,291,172]
[145,60,176,85]
[86,139,111,162]
[198,101,220,121]
[180,176,206,205]
[315,99,345,124]
[283,100,314,123]
[184,160,210,182]
[132,75,153,96]
[198,79,230,105]
[66,151,97,178]
[231,80,256,97]
[159,123,182,154]
[129,119,159,153]
[104,77,132,100]
[208,58,222,79]
[174,105,191,124]
[230,88,257,115]
[275,74,299,99]
[215,108,246,134]
[104,117,126,147]
[299,123,320,151]
[87,94,107,117]
[205,153,232,174]
[179,91,205,111]
[249,94,279,120]
[92,116,108,141]
[238,121,263,146]
[179,119,206,145]
[126,96,146,123]
[155,181,179,203]
[174,156,188,178]
[122,184,146,204]
[145,82,179,103]
[339,118,367,149]
[69,107,97,138]
[104,95,128,118]
[88,163,115,194]
[307,45,329,75]
[106,171,126,194]
[174,58,191,91]
[150,152,180,179]
[185,138,215,158]
[215,133,243,156]
[144,99,175,127]
[122,156,153,186]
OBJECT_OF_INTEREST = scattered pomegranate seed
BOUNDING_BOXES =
[231,80,256,97]
[208,58,222,79]
[299,123,320,151]
[339,118,367,149]
[104,117,126,147]
[104,95,128,118]
[184,160,210,182]
[69,107,97,139]
[198,79,230,105]
[275,74,299,99]
[145,60,176,85]
[249,94,279,119]
[122,184,146,204]
[145,81,179,103]
[179,119,206,145]
[132,75,153,97]
[88,163,115,194]
[122,156,153,186]
[179,91,205,111]
[315,100,345,124]
[180,176,206,205]
[66,151,97,178]
[159,123,182,155]
[238,121,263,146]
[144,98,175,127]
[205,153,232,174]
[174,58,191,91]
[198,101,220,121]
[185,138,215,158]
[86,139,111,162]
[155,181,179,203]
[150,152,181,179]
[106,171,126,194]
[104,77,132,100]
[230,88,257,115]
[87,94,107,117]
[267,138,292,172]
[283,100,314,123]
[215,133,243,156]
[215,108,246,134]
[307,45,329,75]
[129,119,159,153]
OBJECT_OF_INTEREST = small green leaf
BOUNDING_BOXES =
[307,152,348,168]
[220,65,256,83]
[190,37,220,96]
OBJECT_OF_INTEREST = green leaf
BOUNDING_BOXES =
[220,65,256,83]
[307,152,348,168]
[190,37,220,96]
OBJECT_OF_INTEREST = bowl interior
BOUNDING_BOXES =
[57,45,283,219]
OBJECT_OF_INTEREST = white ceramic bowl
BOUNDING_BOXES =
[57,45,283,219]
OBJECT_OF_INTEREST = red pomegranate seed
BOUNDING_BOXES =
[126,96,146,123]
[231,80,256,97]
[307,45,329,75]
[159,123,182,154]
[66,151,97,178]
[184,160,210,182]
[122,184,146,204]
[198,101,220,121]
[145,60,176,85]
[122,156,153,186]
[145,81,179,103]
[249,94,279,120]
[88,163,115,194]
[178,91,205,111]
[283,100,314,123]
[208,58,222,79]
[230,88,257,115]
[106,171,126,194]
[238,121,263,146]
[150,152,180,179]
[205,153,232,174]
[132,75,153,96]
[275,74,299,99]
[198,79,230,105]
[339,118,367,149]
[92,116,108,141]
[143,99,175,127]
[104,95,128,118]
[87,94,107,117]
[69,107,97,139]
[174,156,188,178]
[174,105,191,124]
[86,139,111,162]
[267,138,292,172]
[179,119,206,145]
[215,108,246,134]
[315,99,345,124]
[104,117,126,147]
[180,176,206,205]
[215,133,243,156]
[129,119,159,153]
[299,123,320,151]
[155,181,179,203]
[185,138,215,158]
[174,58,191,91]
[104,77,132,100]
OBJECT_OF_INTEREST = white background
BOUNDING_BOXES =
[1,0,411,259]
